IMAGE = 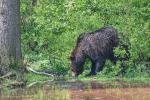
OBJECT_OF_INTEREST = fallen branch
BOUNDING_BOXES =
[0,81,26,88]
[0,72,13,79]
[24,63,54,87]
[27,80,51,88]
[26,67,54,78]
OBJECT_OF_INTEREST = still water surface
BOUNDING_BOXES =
[0,81,150,100]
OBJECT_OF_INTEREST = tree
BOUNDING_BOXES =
[0,0,22,76]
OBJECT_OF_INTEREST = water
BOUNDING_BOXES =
[0,81,150,100]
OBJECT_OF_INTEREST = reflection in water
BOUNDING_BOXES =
[71,88,150,100]
[0,86,70,100]
[0,81,150,100]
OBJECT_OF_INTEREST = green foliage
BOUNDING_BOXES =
[21,0,150,77]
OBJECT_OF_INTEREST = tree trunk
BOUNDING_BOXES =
[0,0,22,76]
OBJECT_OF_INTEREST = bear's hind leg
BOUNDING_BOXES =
[96,60,106,72]
[109,51,118,64]
[86,59,105,76]
[86,62,97,76]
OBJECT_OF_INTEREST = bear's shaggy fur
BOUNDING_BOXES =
[70,26,119,76]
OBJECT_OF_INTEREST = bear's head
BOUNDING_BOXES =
[70,55,84,77]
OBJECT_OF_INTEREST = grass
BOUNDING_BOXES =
[24,71,150,88]
[24,73,52,83]
[19,61,150,88]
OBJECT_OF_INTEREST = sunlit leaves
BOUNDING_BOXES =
[21,0,150,76]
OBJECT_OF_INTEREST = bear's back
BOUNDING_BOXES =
[78,26,118,47]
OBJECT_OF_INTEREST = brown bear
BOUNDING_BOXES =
[70,26,119,77]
